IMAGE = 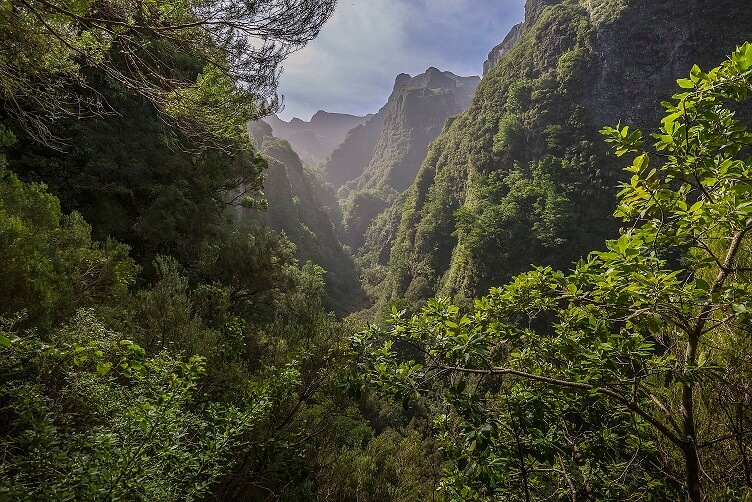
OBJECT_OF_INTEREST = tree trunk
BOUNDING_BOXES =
[683,439,702,502]
[682,337,701,502]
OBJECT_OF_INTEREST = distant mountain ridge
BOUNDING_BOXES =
[323,68,480,250]
[323,68,480,192]
[262,111,370,167]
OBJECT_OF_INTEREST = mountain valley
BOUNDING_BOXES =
[4,1,752,500]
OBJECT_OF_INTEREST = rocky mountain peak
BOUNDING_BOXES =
[393,73,412,92]
[323,67,480,192]
[408,67,457,91]
[483,22,523,76]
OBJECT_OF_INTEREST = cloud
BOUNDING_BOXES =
[276,0,526,120]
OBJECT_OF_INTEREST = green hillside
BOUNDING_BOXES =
[243,122,366,315]
[336,68,480,250]
[360,0,752,310]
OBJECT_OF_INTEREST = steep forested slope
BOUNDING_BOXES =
[0,60,401,502]
[336,68,480,250]
[322,116,385,190]
[360,0,752,309]
[323,69,479,193]
[0,0,444,499]
[244,121,366,315]
[355,43,752,502]
[341,69,479,198]
[338,86,460,250]
[322,79,399,190]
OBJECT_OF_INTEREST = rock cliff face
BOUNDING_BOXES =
[322,110,387,190]
[331,68,479,250]
[260,111,369,167]
[359,0,752,311]
[243,122,365,315]
[323,69,479,192]
[345,86,460,196]
[483,22,523,76]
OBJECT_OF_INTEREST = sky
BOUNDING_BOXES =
[276,0,527,121]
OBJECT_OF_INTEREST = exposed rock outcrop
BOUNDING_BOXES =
[483,22,523,76]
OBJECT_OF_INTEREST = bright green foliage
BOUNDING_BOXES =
[0,163,386,501]
[0,0,415,498]
[0,310,277,501]
[452,167,577,283]
[353,44,752,501]
[0,166,136,330]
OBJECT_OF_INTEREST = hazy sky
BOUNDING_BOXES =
[276,0,526,121]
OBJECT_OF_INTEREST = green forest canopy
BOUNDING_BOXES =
[2,0,752,499]
[353,43,752,502]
